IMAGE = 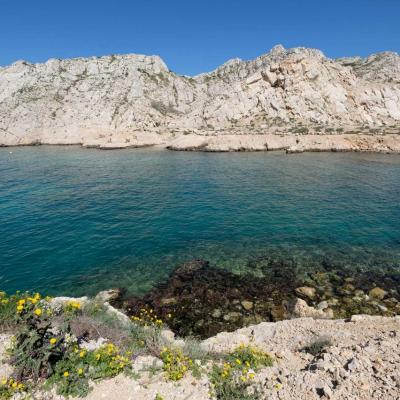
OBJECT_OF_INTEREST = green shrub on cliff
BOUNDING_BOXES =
[1,291,133,398]
[209,344,273,400]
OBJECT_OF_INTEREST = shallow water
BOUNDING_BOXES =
[0,146,399,296]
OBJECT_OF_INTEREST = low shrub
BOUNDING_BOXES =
[160,347,193,381]
[8,293,68,381]
[0,292,26,332]
[301,336,332,357]
[0,378,26,400]
[46,343,132,397]
[209,344,273,400]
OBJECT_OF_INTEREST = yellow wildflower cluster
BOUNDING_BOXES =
[92,343,131,373]
[64,300,81,314]
[218,360,255,383]
[228,343,273,372]
[131,307,164,327]
[60,342,132,386]
[210,343,274,397]
[160,347,193,381]
[0,292,9,305]
[13,293,42,316]
[0,378,25,395]
[67,301,81,309]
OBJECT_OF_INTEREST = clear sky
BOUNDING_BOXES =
[1,0,399,75]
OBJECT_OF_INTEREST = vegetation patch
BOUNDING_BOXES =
[0,289,277,399]
[209,344,273,400]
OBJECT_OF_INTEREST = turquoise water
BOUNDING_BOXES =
[0,146,399,296]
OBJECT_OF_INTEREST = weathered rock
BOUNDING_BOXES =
[369,287,387,300]
[241,300,254,310]
[160,329,175,343]
[223,311,242,322]
[132,355,163,373]
[295,286,317,299]
[95,288,123,303]
[211,308,222,318]
[290,298,333,319]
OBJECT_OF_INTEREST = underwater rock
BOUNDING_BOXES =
[295,286,317,299]
[241,300,254,310]
[291,298,334,319]
[95,288,123,303]
[116,257,400,338]
[369,287,387,300]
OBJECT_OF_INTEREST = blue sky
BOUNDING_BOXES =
[1,0,399,75]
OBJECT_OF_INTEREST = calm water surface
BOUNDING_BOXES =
[0,147,399,296]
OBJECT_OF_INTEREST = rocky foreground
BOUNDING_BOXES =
[1,312,399,400]
[1,45,400,152]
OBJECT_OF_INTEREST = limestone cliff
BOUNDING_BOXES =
[1,45,399,148]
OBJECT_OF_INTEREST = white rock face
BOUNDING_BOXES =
[0,45,400,148]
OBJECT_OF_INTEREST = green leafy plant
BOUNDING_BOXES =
[46,343,132,397]
[0,292,26,332]
[8,293,69,381]
[0,378,27,400]
[209,344,273,400]
[301,336,332,357]
[160,347,193,381]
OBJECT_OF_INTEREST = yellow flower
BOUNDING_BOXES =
[50,338,57,345]
[79,350,86,358]
[77,368,83,375]
[16,305,24,312]
[235,359,242,365]
[34,308,42,316]
[12,382,18,388]
[63,371,69,377]
[18,299,26,306]
[95,354,101,360]
[68,301,81,309]
[1,378,7,385]
[17,383,24,389]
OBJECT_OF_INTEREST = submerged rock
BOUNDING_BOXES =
[295,286,317,299]
[116,256,400,339]
[369,287,387,300]
[241,300,254,310]
[290,298,334,319]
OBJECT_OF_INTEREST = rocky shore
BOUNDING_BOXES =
[3,131,400,154]
[1,265,399,399]
[1,308,399,399]
[116,259,400,339]
[167,132,400,153]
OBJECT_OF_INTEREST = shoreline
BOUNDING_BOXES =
[1,291,399,399]
[1,133,400,154]
[113,259,400,339]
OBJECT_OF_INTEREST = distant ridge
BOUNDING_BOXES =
[0,45,399,147]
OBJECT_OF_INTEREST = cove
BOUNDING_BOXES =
[0,146,399,296]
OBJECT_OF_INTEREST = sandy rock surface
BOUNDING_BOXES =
[204,316,400,400]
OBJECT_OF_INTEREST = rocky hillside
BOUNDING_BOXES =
[1,45,400,147]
